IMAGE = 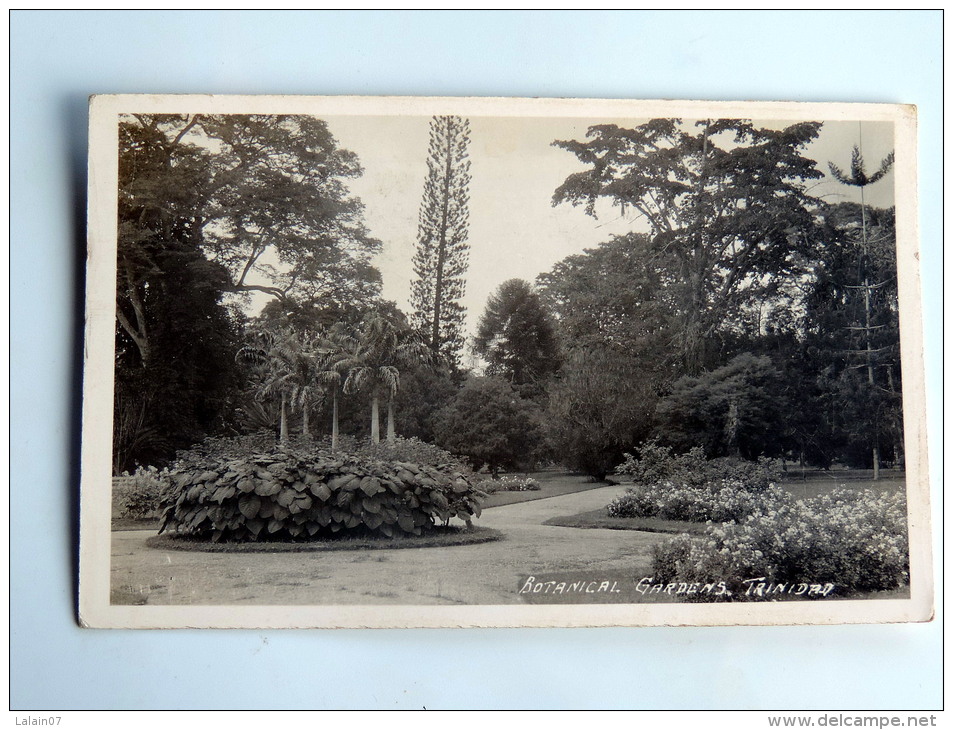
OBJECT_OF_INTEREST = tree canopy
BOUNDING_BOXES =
[473,279,560,394]
[120,114,382,314]
[434,377,543,472]
[553,119,825,374]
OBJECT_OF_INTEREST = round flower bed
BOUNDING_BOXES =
[157,443,487,542]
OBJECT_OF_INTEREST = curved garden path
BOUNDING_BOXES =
[110,482,672,606]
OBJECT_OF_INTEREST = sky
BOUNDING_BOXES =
[316,114,896,343]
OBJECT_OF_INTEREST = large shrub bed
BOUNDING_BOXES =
[157,440,485,542]
[609,442,784,524]
[475,475,541,494]
[616,441,781,492]
[607,481,791,523]
[651,488,909,599]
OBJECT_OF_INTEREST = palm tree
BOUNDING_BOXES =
[236,326,302,442]
[338,313,429,443]
[313,325,350,451]
[828,138,895,480]
[317,368,343,450]
[285,334,325,438]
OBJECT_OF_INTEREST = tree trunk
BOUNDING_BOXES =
[370,395,380,443]
[279,392,288,442]
[302,402,309,437]
[387,399,396,442]
[886,366,904,468]
[858,182,880,481]
[331,391,339,451]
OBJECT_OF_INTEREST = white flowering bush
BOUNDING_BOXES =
[651,488,909,599]
[616,441,781,493]
[476,475,541,494]
[607,480,791,523]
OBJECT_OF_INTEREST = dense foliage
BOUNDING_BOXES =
[330,435,471,472]
[158,442,484,541]
[114,466,172,519]
[654,353,788,460]
[609,445,784,523]
[615,441,782,492]
[116,114,382,469]
[434,377,544,473]
[608,480,789,523]
[545,346,658,479]
[473,279,560,395]
[114,114,902,493]
[553,119,826,375]
[651,488,908,598]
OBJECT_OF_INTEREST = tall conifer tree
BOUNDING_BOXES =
[410,115,472,368]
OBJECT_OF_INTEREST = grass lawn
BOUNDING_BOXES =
[479,470,612,509]
[543,509,711,534]
[776,470,905,501]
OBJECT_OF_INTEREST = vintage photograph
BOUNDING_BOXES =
[80,96,930,628]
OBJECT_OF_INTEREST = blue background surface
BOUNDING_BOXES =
[10,10,943,710]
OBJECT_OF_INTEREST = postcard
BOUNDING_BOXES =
[80,95,931,628]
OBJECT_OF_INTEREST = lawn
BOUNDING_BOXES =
[774,469,905,501]
[543,510,711,534]
[479,470,612,509]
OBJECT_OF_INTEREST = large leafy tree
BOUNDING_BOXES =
[473,279,560,395]
[433,377,544,473]
[119,114,381,344]
[545,346,659,480]
[410,115,472,367]
[534,233,675,477]
[113,248,243,471]
[552,118,825,375]
[655,353,788,460]
[116,113,381,467]
[114,118,243,470]
[537,232,673,362]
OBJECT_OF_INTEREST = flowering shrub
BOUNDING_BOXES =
[607,480,792,523]
[616,440,781,493]
[158,442,484,542]
[476,475,541,494]
[115,465,173,519]
[651,488,909,599]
